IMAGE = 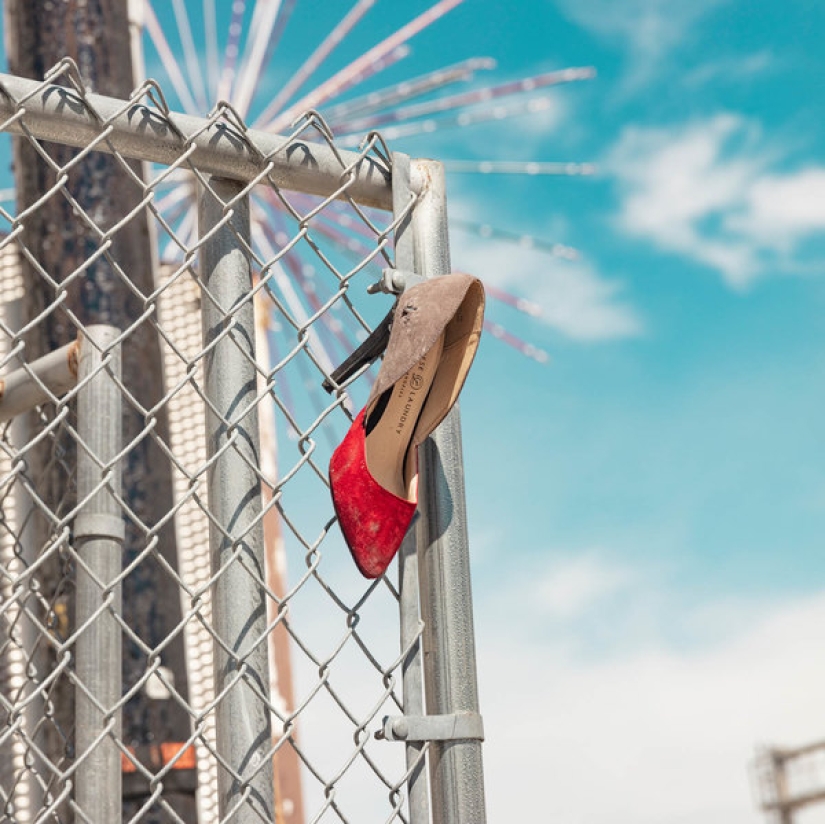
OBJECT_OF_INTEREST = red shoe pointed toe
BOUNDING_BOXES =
[329,409,416,578]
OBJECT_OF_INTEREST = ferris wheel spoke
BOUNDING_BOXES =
[253,198,385,381]
[251,211,338,379]
[257,0,379,128]
[334,65,594,134]
[161,205,198,262]
[308,214,385,260]
[450,218,581,260]
[276,241,361,368]
[234,0,297,118]
[322,57,496,128]
[203,0,220,100]
[336,94,555,143]
[216,0,248,101]
[291,194,384,247]
[444,160,596,176]
[254,0,301,103]
[156,195,195,241]
[265,0,465,131]
[482,284,542,318]
[153,178,195,216]
[171,0,209,109]
[484,320,549,364]
[268,46,411,133]
[476,64,596,101]
[143,0,199,113]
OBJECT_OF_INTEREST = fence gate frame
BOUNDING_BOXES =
[0,63,487,824]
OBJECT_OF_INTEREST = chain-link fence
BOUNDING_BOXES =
[0,60,485,824]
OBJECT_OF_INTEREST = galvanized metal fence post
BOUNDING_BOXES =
[410,159,488,824]
[74,324,124,824]
[393,151,431,824]
[198,176,275,822]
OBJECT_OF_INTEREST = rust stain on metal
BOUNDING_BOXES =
[420,163,433,192]
[0,378,5,404]
[68,337,80,378]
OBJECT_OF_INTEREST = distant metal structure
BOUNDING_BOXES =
[752,741,825,823]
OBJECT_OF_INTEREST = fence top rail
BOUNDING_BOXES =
[0,69,394,211]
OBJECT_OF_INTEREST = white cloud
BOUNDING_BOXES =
[474,556,825,824]
[366,86,570,159]
[450,223,643,342]
[732,168,825,251]
[683,50,777,88]
[607,115,825,287]
[532,552,634,618]
[557,0,727,91]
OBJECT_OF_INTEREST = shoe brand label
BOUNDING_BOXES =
[394,354,429,435]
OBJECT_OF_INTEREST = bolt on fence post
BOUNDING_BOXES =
[199,176,275,822]
[392,151,431,824]
[74,324,124,824]
[410,159,488,824]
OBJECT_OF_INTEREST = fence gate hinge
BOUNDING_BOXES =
[376,712,484,742]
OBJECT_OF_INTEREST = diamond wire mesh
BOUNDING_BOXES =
[0,62,426,824]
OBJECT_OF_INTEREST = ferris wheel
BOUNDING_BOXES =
[135,0,595,385]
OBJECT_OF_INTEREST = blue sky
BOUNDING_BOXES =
[389,1,825,822]
[436,2,825,822]
[448,0,825,599]
[4,0,825,821]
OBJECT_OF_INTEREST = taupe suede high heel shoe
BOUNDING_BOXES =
[328,273,485,578]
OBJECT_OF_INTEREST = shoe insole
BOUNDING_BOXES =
[365,332,445,501]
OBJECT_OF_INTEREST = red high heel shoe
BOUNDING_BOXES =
[328,273,485,578]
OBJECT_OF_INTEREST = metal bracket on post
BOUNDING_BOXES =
[367,267,425,296]
[74,513,126,542]
[377,713,485,743]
